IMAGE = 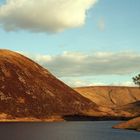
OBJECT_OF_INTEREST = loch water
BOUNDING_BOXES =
[0,121,140,140]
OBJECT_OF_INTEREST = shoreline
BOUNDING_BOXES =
[0,115,133,122]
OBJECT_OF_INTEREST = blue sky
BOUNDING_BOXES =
[0,0,140,87]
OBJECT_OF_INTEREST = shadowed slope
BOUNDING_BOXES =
[116,101,140,116]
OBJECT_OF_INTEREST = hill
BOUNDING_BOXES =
[0,50,138,121]
[113,117,140,131]
[75,86,140,108]
[75,86,140,118]
[0,49,102,121]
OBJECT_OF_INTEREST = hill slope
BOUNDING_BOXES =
[113,117,140,131]
[75,86,140,118]
[0,49,100,120]
[75,86,140,108]
[116,101,140,116]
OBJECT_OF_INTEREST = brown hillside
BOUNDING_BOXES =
[113,117,140,131]
[75,86,140,108]
[0,49,101,120]
[116,101,140,116]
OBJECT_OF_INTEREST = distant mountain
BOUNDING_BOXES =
[75,86,140,108]
[75,86,140,117]
[0,49,102,121]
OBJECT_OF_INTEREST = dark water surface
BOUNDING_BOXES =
[0,121,140,140]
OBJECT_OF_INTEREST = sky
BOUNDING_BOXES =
[0,0,140,87]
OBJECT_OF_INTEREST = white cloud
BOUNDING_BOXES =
[0,0,97,32]
[22,51,140,77]
[60,78,135,87]
[116,81,135,87]
[66,80,106,87]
